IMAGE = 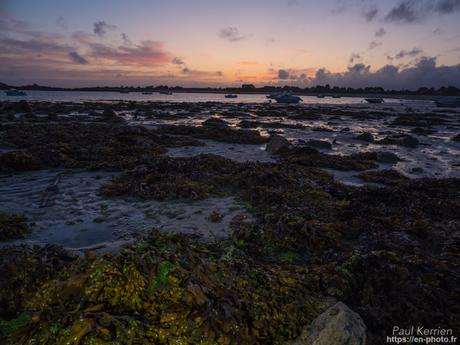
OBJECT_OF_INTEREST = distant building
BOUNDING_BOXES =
[242,84,255,89]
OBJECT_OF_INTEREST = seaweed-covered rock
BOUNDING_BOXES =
[376,134,419,148]
[304,139,332,150]
[356,132,374,143]
[0,213,30,241]
[202,117,229,127]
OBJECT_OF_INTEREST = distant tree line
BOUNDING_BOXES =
[1,82,459,96]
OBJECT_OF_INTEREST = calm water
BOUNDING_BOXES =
[0,90,403,104]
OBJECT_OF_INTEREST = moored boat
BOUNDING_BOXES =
[224,94,238,98]
[365,98,384,104]
[273,92,302,104]
[5,89,27,96]
[159,90,173,95]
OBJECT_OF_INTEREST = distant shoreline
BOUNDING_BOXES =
[1,88,455,102]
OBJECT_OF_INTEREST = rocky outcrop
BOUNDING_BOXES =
[266,134,290,154]
[291,302,366,345]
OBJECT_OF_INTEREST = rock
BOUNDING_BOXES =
[291,302,366,345]
[266,134,290,154]
[376,151,400,163]
[452,134,460,142]
[14,100,32,113]
[305,139,332,150]
[356,132,374,143]
[376,134,419,148]
[202,117,229,127]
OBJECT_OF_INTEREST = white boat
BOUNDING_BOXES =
[5,89,27,96]
[365,98,384,104]
[224,94,238,98]
[435,98,460,108]
[273,92,302,104]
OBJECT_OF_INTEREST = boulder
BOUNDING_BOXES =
[266,134,290,154]
[452,134,460,142]
[376,151,400,164]
[356,132,374,143]
[291,302,366,345]
[305,139,332,150]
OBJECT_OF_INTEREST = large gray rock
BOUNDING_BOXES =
[291,302,366,345]
[265,134,290,154]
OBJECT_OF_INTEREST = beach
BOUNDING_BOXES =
[0,97,459,344]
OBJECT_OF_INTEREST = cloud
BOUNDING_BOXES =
[385,0,420,23]
[349,53,361,64]
[68,51,88,64]
[93,21,116,37]
[121,33,132,45]
[89,40,172,65]
[394,47,423,59]
[368,41,382,50]
[307,56,460,89]
[363,8,379,21]
[375,28,386,37]
[0,37,71,53]
[434,0,460,13]
[172,57,185,65]
[181,68,223,77]
[278,69,290,79]
[218,27,246,42]
[56,16,68,30]
[385,0,460,23]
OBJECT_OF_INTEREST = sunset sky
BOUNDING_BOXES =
[1,0,460,89]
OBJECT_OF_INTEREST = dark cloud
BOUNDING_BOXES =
[68,51,88,64]
[368,41,382,50]
[89,40,171,65]
[363,8,379,21]
[93,21,116,37]
[349,53,361,64]
[172,57,185,65]
[385,0,460,23]
[385,0,420,23]
[0,37,71,53]
[308,56,460,89]
[56,16,68,30]
[375,28,386,37]
[278,69,290,79]
[181,68,223,77]
[218,27,246,42]
[121,33,132,45]
[434,0,460,13]
[394,47,423,59]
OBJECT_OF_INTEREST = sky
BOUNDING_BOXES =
[1,0,460,89]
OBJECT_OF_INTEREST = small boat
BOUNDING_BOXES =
[142,92,152,95]
[365,98,384,104]
[267,92,282,99]
[159,90,172,95]
[435,98,460,108]
[331,94,341,98]
[224,94,238,98]
[5,89,27,96]
[119,90,129,94]
[317,95,325,98]
[273,92,302,104]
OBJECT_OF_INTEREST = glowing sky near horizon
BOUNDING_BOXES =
[1,0,460,88]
